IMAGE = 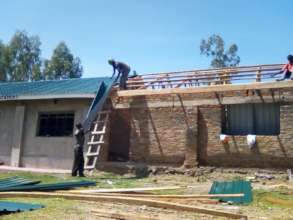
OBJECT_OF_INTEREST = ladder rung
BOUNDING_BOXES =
[91,130,106,135]
[86,152,100,157]
[88,141,104,145]
[84,165,95,170]
[93,120,106,124]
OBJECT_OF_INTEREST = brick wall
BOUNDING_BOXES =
[112,88,293,168]
[127,96,198,166]
[199,104,293,168]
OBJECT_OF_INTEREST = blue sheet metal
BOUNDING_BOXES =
[0,180,96,192]
[0,201,44,212]
[83,78,115,131]
[0,177,40,190]
[209,180,253,204]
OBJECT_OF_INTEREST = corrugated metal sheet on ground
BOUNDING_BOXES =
[0,180,96,192]
[209,180,253,204]
[0,177,96,192]
[0,177,40,190]
[0,201,44,213]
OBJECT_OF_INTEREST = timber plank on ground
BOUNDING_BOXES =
[0,192,248,219]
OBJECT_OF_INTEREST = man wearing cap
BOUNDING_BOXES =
[108,59,131,90]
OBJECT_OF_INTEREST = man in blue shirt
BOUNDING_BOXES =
[108,59,131,89]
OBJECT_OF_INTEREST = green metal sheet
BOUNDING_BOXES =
[0,177,40,189]
[0,201,44,212]
[209,180,253,204]
[0,180,96,192]
[0,77,112,98]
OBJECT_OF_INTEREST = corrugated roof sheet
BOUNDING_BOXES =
[0,77,111,100]
[0,201,44,212]
[0,177,96,192]
[209,180,253,204]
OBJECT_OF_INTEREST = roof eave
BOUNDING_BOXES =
[0,94,95,101]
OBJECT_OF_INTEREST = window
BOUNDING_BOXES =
[37,112,74,137]
[222,103,280,135]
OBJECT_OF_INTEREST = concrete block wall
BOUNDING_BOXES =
[21,99,91,169]
[0,99,92,169]
[0,103,16,164]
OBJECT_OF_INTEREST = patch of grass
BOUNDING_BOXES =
[0,197,93,220]
[252,189,293,209]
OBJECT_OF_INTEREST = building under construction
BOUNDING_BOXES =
[1,64,293,170]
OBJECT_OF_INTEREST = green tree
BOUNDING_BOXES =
[7,30,42,81]
[44,42,83,80]
[200,34,240,68]
[0,41,8,81]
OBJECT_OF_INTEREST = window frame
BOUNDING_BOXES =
[36,111,75,137]
[221,103,280,136]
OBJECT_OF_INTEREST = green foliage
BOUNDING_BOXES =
[200,34,240,68]
[44,42,83,80]
[0,30,83,82]
[0,41,8,81]
[6,30,42,81]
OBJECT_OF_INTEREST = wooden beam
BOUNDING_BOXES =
[114,94,288,109]
[67,186,183,193]
[0,192,247,219]
[135,64,283,78]
[65,192,244,199]
[118,81,293,97]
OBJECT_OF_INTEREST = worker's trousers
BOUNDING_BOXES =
[72,146,84,177]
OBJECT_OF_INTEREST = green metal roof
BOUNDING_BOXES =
[0,77,111,101]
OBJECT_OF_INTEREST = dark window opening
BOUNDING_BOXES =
[37,112,74,137]
[221,103,280,135]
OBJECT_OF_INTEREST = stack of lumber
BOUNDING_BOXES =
[0,185,248,219]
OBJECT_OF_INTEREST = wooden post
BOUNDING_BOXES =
[256,67,262,82]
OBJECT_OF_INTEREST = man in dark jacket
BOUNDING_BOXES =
[108,59,131,89]
[72,123,85,177]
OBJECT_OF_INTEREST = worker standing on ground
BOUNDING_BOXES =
[273,55,293,81]
[72,123,85,177]
[108,59,131,89]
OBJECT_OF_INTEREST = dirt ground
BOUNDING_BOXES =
[1,167,293,220]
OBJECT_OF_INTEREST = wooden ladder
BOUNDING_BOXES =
[84,110,110,170]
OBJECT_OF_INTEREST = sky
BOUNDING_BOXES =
[0,0,291,78]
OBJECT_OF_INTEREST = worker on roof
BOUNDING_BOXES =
[273,55,293,81]
[72,123,85,177]
[108,59,131,90]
